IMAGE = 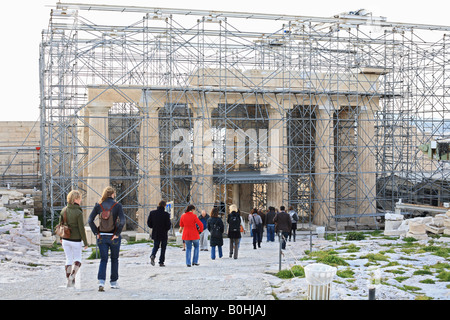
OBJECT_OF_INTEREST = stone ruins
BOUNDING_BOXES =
[384,209,450,240]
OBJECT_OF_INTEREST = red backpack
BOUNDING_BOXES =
[99,202,118,233]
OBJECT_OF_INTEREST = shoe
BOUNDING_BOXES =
[150,255,155,266]
[159,263,165,267]
[110,282,120,289]
[66,279,75,288]
[98,280,105,292]
[193,263,200,266]
[187,264,191,267]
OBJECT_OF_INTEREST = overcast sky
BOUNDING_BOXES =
[1,0,449,122]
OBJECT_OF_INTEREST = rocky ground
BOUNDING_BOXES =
[0,227,448,302]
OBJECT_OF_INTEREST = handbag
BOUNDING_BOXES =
[55,208,71,238]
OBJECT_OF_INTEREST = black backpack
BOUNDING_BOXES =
[210,220,222,238]
[229,213,240,232]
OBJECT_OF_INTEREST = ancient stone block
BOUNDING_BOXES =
[408,221,426,234]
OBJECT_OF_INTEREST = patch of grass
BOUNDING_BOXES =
[402,237,418,243]
[275,265,305,279]
[386,269,405,275]
[394,276,409,283]
[336,268,354,278]
[437,271,450,282]
[87,248,99,260]
[415,295,433,300]
[413,269,433,276]
[419,279,435,284]
[402,285,422,292]
[420,245,449,258]
[306,250,349,267]
[430,262,450,271]
[345,232,365,241]
[361,253,389,263]
[336,243,361,253]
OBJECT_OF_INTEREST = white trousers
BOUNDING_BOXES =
[62,240,82,265]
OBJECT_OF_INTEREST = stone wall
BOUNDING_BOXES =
[0,121,40,188]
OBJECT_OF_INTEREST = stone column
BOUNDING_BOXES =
[85,102,112,222]
[266,104,288,209]
[136,90,163,232]
[314,99,335,226]
[191,103,215,214]
[357,104,377,225]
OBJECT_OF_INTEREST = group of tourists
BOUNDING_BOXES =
[58,186,299,291]
[58,186,125,292]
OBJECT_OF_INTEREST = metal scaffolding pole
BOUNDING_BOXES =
[40,2,450,231]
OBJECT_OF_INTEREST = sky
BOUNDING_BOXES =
[0,0,449,122]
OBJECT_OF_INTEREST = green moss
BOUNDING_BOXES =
[437,271,450,282]
[337,268,354,278]
[275,265,305,279]
[345,232,365,241]
[419,279,435,284]
[361,253,389,263]
[413,269,433,276]
[394,276,409,283]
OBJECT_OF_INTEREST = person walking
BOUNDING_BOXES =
[198,209,210,251]
[273,205,292,250]
[265,206,276,242]
[258,209,266,240]
[227,204,241,259]
[288,206,299,242]
[147,200,172,267]
[207,207,224,259]
[251,209,263,249]
[59,190,88,288]
[88,186,125,292]
[179,205,203,267]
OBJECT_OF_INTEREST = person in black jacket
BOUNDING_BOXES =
[207,207,224,260]
[227,204,241,259]
[147,200,172,267]
[88,186,125,292]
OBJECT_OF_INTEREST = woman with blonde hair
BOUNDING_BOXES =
[88,186,125,291]
[60,190,88,288]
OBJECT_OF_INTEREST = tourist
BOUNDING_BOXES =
[147,200,172,267]
[179,205,203,267]
[273,205,291,250]
[227,204,241,259]
[258,209,266,240]
[288,206,299,242]
[88,186,125,291]
[60,190,88,288]
[207,207,224,259]
[251,209,263,249]
[265,206,276,242]
[198,209,210,251]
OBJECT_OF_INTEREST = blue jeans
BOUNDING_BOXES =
[185,240,199,265]
[97,235,121,284]
[266,224,275,242]
[211,246,223,259]
[280,231,290,250]
[151,239,167,264]
[252,228,262,247]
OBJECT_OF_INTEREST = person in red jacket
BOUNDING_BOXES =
[179,204,204,267]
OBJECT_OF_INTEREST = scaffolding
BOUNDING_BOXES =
[40,3,450,230]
